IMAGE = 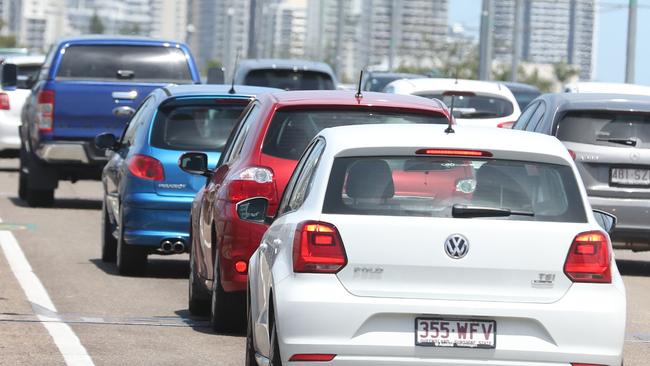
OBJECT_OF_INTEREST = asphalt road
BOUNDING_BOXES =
[0,156,647,365]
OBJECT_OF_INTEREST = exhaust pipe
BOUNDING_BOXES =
[173,240,185,253]
[161,239,173,253]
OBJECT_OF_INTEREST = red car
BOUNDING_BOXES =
[180,90,450,331]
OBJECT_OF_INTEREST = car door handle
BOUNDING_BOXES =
[112,91,138,100]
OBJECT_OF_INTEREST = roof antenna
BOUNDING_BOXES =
[355,70,363,99]
[229,49,241,94]
[445,94,456,134]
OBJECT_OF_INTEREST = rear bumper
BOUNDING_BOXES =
[272,275,625,366]
[589,195,650,244]
[35,140,108,165]
[122,193,193,248]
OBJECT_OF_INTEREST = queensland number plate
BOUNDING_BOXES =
[611,168,650,186]
[415,318,496,348]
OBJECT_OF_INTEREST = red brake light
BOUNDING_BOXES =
[0,92,9,110]
[416,148,493,157]
[127,154,165,181]
[289,354,336,362]
[568,149,577,160]
[564,231,611,283]
[497,121,514,129]
[293,221,347,273]
[571,364,607,366]
[37,90,55,133]
[226,166,276,203]
[234,260,247,274]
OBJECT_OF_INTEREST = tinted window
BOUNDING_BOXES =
[525,102,546,132]
[418,93,514,118]
[243,69,335,90]
[262,109,448,160]
[17,65,40,89]
[121,97,155,147]
[557,111,650,148]
[224,104,261,163]
[323,156,586,223]
[513,101,540,130]
[287,140,326,212]
[150,99,248,152]
[56,45,192,83]
[512,91,541,109]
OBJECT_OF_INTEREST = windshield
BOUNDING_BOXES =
[243,69,335,90]
[418,93,514,119]
[56,45,193,83]
[262,109,448,160]
[557,111,650,148]
[16,65,40,89]
[151,99,249,151]
[323,156,586,223]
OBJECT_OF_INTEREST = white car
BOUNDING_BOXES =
[246,124,625,366]
[564,81,650,95]
[0,55,45,152]
[384,78,521,128]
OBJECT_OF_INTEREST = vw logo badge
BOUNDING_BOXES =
[445,234,469,259]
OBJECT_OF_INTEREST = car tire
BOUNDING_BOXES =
[101,198,117,262]
[209,257,243,333]
[116,210,147,276]
[19,147,54,207]
[245,288,257,366]
[269,314,282,366]
[188,248,210,315]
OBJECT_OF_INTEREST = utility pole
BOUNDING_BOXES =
[626,0,637,83]
[335,0,344,80]
[510,0,523,82]
[478,0,494,80]
[389,0,401,71]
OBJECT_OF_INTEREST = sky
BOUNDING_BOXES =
[449,0,650,85]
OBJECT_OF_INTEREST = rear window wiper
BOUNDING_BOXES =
[596,137,637,147]
[452,204,534,218]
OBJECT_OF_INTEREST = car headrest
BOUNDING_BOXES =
[345,159,395,200]
[474,164,530,208]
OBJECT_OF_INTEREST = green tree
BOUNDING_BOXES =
[553,62,579,84]
[0,35,17,48]
[89,13,104,34]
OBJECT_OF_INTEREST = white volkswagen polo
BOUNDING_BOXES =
[246,124,626,366]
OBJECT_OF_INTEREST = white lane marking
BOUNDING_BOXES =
[0,225,95,366]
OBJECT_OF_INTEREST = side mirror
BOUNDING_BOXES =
[94,133,119,151]
[236,197,269,223]
[1,63,17,89]
[593,209,617,234]
[179,152,211,177]
[207,67,225,84]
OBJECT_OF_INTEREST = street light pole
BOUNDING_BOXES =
[626,0,637,83]
[478,0,494,80]
[510,0,523,82]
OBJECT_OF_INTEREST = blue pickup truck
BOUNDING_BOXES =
[16,36,201,206]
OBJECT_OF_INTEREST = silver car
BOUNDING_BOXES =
[514,92,650,250]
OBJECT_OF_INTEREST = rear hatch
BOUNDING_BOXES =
[50,44,195,139]
[149,97,250,197]
[557,110,650,200]
[321,155,589,303]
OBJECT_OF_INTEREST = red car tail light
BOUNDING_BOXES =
[0,92,9,110]
[234,260,247,274]
[564,231,611,283]
[227,166,276,202]
[416,148,493,157]
[293,221,347,273]
[571,364,607,366]
[127,154,165,181]
[37,90,55,133]
[567,149,577,160]
[497,121,514,128]
[289,354,336,362]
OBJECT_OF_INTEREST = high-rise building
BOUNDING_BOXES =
[189,0,251,74]
[493,0,596,79]
[150,0,188,42]
[272,0,307,59]
[66,0,151,38]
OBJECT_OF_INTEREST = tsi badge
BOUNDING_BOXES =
[445,234,469,259]
[532,273,556,288]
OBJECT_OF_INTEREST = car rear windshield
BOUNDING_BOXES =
[262,109,448,160]
[243,69,335,90]
[55,45,192,83]
[17,64,40,89]
[557,111,650,148]
[323,156,586,222]
[417,93,514,119]
[150,99,249,151]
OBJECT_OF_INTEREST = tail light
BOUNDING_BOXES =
[293,221,347,273]
[0,92,9,110]
[127,154,165,181]
[571,364,607,366]
[37,90,55,133]
[416,148,493,157]
[567,149,577,160]
[289,354,336,362]
[497,121,515,128]
[564,231,611,283]
[227,166,276,202]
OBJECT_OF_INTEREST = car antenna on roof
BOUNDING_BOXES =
[445,94,456,134]
[228,50,241,95]
[355,70,363,99]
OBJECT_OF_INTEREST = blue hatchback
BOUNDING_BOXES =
[95,84,278,275]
